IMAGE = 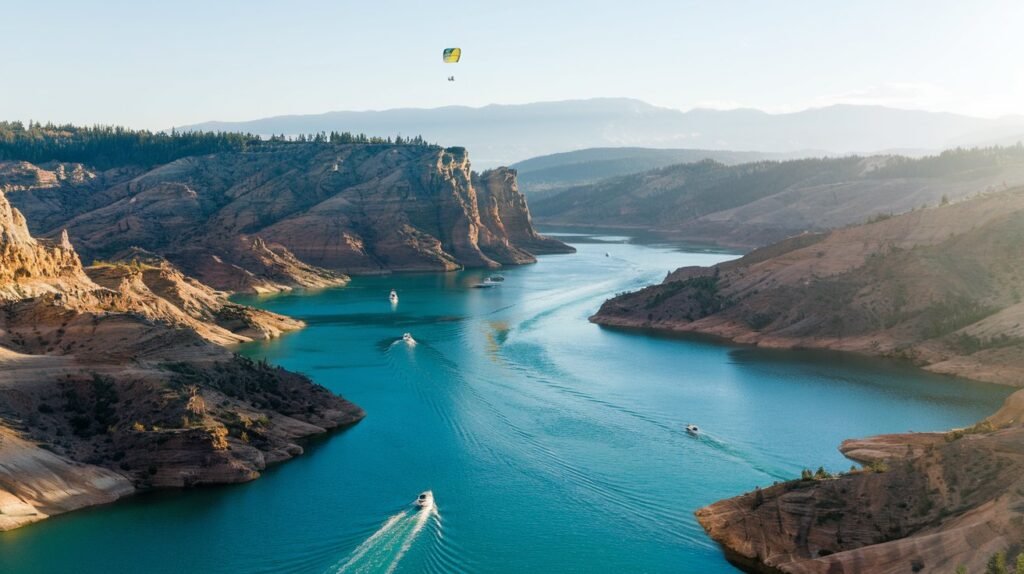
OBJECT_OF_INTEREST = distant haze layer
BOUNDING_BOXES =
[179,98,1024,168]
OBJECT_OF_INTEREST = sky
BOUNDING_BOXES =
[3,0,1023,129]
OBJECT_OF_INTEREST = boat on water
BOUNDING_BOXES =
[389,289,398,303]
[473,277,503,289]
[402,332,416,345]
[416,490,434,510]
[685,424,700,435]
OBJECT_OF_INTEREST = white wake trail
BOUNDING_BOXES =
[332,498,441,574]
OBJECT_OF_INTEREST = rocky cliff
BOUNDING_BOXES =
[592,186,1024,387]
[696,389,1024,574]
[3,144,571,291]
[0,189,363,530]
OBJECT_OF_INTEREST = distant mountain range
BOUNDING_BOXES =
[179,98,1024,168]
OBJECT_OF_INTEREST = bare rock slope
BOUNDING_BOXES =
[4,144,572,291]
[0,189,363,530]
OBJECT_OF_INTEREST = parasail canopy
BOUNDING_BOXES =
[442,48,461,63]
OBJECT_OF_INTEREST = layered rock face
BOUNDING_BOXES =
[0,190,363,530]
[0,189,94,299]
[592,186,1024,386]
[474,167,576,256]
[3,144,571,290]
[696,390,1024,574]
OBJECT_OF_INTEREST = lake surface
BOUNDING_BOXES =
[0,233,1012,574]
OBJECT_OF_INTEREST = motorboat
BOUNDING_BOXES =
[402,332,416,345]
[415,490,435,510]
[487,275,505,282]
[685,424,700,435]
[389,289,398,303]
[472,280,498,289]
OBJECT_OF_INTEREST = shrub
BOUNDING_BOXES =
[867,460,889,473]
[987,551,1007,574]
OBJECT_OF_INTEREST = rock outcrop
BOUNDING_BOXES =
[696,389,1024,574]
[84,249,304,345]
[0,189,363,530]
[592,186,1024,387]
[3,144,571,291]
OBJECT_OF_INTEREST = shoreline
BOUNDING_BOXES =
[590,314,1024,389]
[591,313,1024,572]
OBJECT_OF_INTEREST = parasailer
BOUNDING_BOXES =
[443,48,460,81]
[442,48,461,63]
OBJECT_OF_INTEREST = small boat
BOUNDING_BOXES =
[605,252,610,257]
[472,280,498,289]
[487,275,505,282]
[402,332,416,345]
[389,289,398,303]
[685,424,699,435]
[415,490,434,510]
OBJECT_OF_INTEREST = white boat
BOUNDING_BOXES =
[685,424,700,435]
[389,289,398,303]
[473,280,497,289]
[415,490,434,510]
[487,275,505,282]
[402,332,416,345]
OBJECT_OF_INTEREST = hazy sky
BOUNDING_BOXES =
[3,0,1023,129]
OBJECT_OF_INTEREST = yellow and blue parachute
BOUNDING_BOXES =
[442,48,461,63]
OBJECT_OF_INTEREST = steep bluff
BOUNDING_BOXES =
[3,144,572,290]
[475,167,576,256]
[0,190,363,530]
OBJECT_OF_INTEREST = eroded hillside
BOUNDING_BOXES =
[0,190,363,530]
[4,144,572,292]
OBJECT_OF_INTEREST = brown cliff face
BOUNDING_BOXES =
[0,190,95,299]
[0,189,363,531]
[592,186,1024,387]
[696,390,1024,574]
[475,168,577,257]
[3,144,570,289]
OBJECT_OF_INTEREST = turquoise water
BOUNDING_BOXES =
[0,233,1012,574]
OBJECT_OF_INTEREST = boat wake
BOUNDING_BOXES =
[330,497,440,574]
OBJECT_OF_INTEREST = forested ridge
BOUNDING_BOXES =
[0,121,435,170]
